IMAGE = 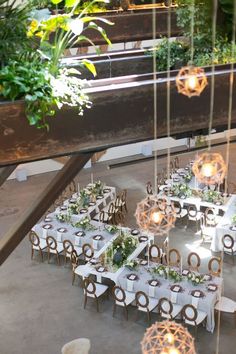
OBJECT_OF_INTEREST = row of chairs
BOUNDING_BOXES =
[93,189,127,225]
[82,278,207,336]
[148,244,222,276]
[29,231,95,266]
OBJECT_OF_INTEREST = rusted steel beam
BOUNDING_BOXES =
[0,165,17,187]
[0,64,236,167]
[0,153,92,265]
[83,7,179,45]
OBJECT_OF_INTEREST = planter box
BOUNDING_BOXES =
[79,6,179,45]
[0,63,236,167]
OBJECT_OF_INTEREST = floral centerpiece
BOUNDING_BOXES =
[68,203,79,215]
[125,260,139,271]
[105,232,138,269]
[56,212,71,223]
[105,224,119,234]
[187,272,205,286]
[73,217,96,231]
[77,189,91,208]
[151,265,182,282]
[91,180,105,197]
[201,190,224,204]
[171,183,192,198]
[183,171,193,184]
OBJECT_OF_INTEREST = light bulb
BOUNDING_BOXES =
[164,333,175,345]
[151,211,163,224]
[168,348,181,354]
[186,75,198,90]
[201,162,217,178]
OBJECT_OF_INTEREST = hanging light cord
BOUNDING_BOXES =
[190,0,195,65]
[225,0,236,194]
[152,0,157,195]
[208,0,218,151]
[216,3,236,354]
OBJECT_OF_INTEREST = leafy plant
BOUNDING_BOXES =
[106,232,138,268]
[201,190,223,204]
[0,0,34,67]
[171,183,192,198]
[231,214,236,225]
[73,216,96,230]
[56,212,71,222]
[187,272,205,286]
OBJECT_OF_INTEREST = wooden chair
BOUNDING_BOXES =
[114,196,125,223]
[29,230,47,262]
[187,252,201,272]
[222,234,236,264]
[82,243,94,262]
[83,278,108,312]
[146,181,153,195]
[149,244,162,263]
[200,214,216,243]
[168,248,181,267]
[46,236,64,265]
[208,257,222,277]
[119,189,128,213]
[215,296,236,328]
[182,304,207,338]
[112,285,135,320]
[205,207,218,227]
[186,205,202,232]
[159,297,182,320]
[71,249,80,285]
[63,239,74,265]
[135,291,158,325]
[174,201,187,221]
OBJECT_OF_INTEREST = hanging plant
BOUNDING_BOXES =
[0,0,113,129]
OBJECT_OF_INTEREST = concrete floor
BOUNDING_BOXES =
[1,145,236,354]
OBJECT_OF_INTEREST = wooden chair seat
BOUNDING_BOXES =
[85,282,108,299]
[159,298,182,320]
[49,243,64,254]
[32,239,47,251]
[184,308,207,326]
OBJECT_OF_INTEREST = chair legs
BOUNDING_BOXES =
[47,250,50,264]
[113,303,116,317]
[56,252,60,266]
[31,248,34,260]
[39,248,44,262]
[84,295,88,309]
[96,298,99,312]
[72,271,75,285]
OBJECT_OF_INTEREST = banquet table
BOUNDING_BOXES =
[33,217,117,253]
[55,186,116,222]
[117,262,223,333]
[211,195,236,252]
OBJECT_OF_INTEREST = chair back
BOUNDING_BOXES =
[99,211,106,223]
[121,189,127,203]
[46,236,57,251]
[182,304,198,325]
[174,201,182,215]
[83,278,96,296]
[63,239,74,257]
[112,286,126,305]
[29,230,40,247]
[135,291,149,310]
[159,297,173,318]
[146,182,153,195]
[108,202,115,215]
[115,196,122,209]
[208,257,222,277]
[222,234,234,250]
[71,249,79,268]
[149,244,161,262]
[82,243,94,260]
[168,248,181,267]
[187,205,198,218]
[187,252,201,271]
[205,207,216,225]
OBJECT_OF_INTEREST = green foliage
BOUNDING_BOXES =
[106,232,138,268]
[0,55,55,129]
[219,0,235,37]
[0,0,34,67]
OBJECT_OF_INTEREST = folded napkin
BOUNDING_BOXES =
[57,231,62,242]
[208,285,216,291]
[182,270,189,276]
[127,279,134,292]
[171,291,178,304]
[75,236,81,246]
[93,239,99,250]
[148,285,155,297]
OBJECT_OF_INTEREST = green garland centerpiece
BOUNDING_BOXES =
[151,265,182,283]
[171,183,192,198]
[184,171,193,184]
[56,212,71,223]
[104,224,119,234]
[187,272,205,286]
[91,180,105,197]
[73,216,96,231]
[105,232,138,270]
[125,260,139,271]
[201,190,224,204]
